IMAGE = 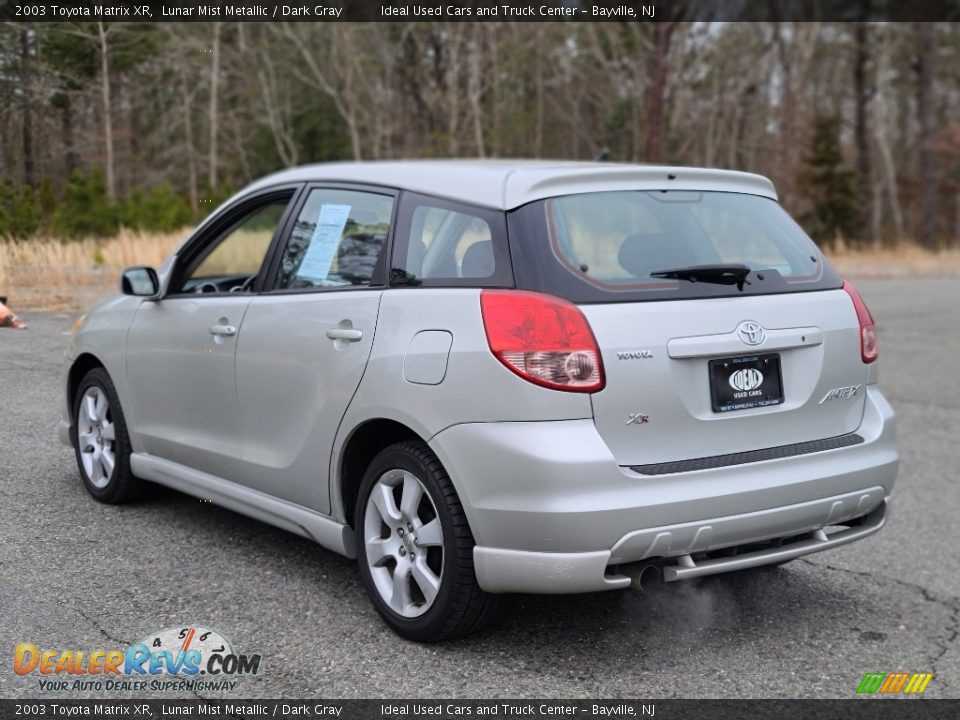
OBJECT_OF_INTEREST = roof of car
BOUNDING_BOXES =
[244,160,778,210]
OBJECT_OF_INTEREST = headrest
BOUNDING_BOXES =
[618,233,689,277]
[460,241,495,278]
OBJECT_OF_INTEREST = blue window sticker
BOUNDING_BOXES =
[296,204,352,282]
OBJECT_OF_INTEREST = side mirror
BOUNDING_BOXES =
[120,267,160,298]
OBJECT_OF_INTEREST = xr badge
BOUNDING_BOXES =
[626,413,650,425]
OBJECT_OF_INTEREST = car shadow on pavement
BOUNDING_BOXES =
[51,475,940,699]
[139,481,880,655]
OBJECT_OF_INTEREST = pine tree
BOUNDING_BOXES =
[801,115,859,248]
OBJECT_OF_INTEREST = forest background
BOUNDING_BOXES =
[2,20,958,307]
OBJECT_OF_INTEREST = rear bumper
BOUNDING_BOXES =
[474,495,888,594]
[429,385,897,594]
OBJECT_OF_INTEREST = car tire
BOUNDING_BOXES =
[355,440,498,642]
[72,367,141,504]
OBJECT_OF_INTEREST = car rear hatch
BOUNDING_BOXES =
[507,188,874,468]
[580,290,867,466]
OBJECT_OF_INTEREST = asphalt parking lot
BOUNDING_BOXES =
[0,278,957,699]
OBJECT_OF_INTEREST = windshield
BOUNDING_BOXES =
[508,190,843,303]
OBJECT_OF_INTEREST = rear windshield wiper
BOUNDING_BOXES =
[649,264,752,291]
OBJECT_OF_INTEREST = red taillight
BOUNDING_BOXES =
[843,281,878,364]
[480,290,605,392]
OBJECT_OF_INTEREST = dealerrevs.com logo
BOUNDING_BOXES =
[856,672,934,695]
[14,626,262,693]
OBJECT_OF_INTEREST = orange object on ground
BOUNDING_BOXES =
[0,301,27,329]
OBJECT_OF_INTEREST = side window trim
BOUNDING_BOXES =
[390,192,514,289]
[260,182,400,295]
[253,184,307,293]
[164,184,303,299]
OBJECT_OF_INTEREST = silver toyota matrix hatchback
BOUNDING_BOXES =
[60,161,898,641]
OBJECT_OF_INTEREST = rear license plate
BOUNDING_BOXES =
[709,353,784,413]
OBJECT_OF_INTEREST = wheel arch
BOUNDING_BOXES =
[336,418,424,529]
[68,353,107,410]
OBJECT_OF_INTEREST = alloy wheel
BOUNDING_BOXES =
[77,386,116,488]
[363,469,445,618]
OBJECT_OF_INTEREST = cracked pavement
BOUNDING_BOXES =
[0,278,957,698]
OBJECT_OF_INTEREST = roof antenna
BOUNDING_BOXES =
[594,147,610,162]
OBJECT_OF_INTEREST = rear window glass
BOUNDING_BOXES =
[508,191,842,303]
[406,206,495,280]
[390,193,513,288]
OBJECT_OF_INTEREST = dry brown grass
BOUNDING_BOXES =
[2,231,959,312]
[193,229,274,277]
[826,242,960,279]
[0,230,185,311]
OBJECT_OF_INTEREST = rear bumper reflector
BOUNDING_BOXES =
[629,433,865,475]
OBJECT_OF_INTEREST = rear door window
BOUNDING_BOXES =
[272,188,394,290]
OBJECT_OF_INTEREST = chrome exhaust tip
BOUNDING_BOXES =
[624,563,662,593]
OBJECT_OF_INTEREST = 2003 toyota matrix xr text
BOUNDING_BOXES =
[59,161,898,641]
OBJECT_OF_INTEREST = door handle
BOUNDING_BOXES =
[208,323,237,337]
[326,328,363,342]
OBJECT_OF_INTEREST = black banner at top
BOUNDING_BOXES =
[2,0,960,23]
